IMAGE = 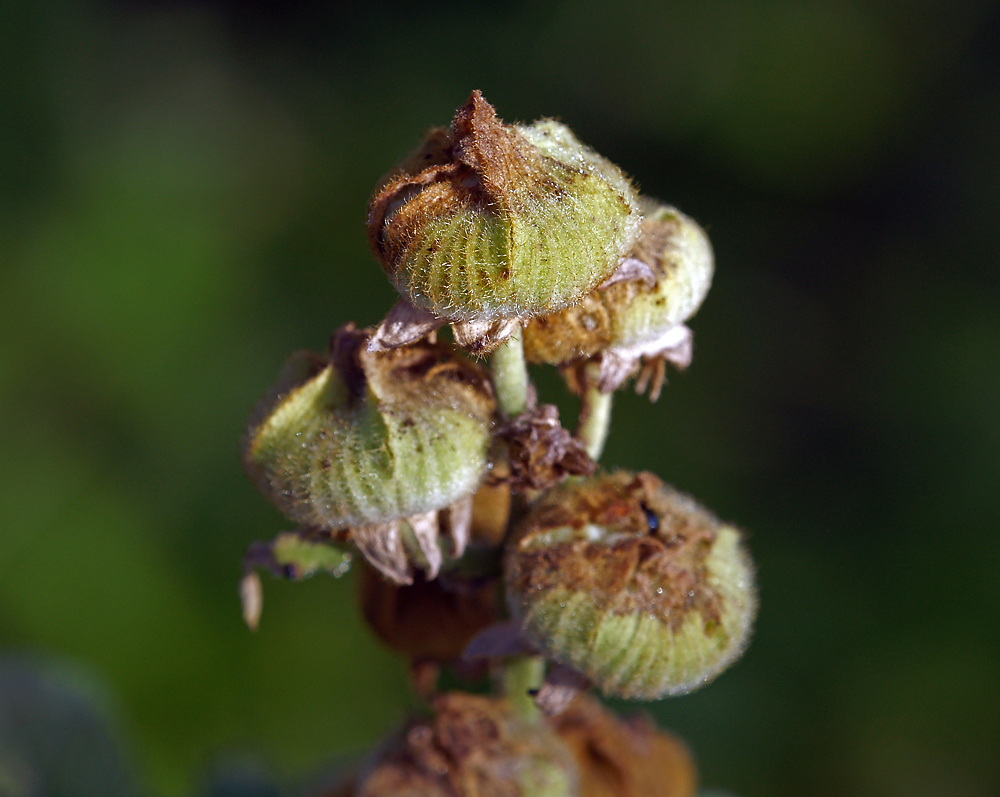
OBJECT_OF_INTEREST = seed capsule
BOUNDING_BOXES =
[523,201,714,399]
[243,325,495,582]
[504,472,756,700]
[368,91,641,324]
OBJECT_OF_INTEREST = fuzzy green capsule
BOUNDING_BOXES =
[505,472,756,700]
[367,91,641,323]
[523,201,714,399]
[244,325,495,583]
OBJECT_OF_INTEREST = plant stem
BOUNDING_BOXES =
[503,654,545,720]
[491,326,530,417]
[577,366,613,461]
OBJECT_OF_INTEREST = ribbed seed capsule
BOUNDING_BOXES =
[367,90,641,323]
[504,472,756,700]
[523,201,714,399]
[243,325,495,582]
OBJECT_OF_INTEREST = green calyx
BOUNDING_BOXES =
[367,91,641,323]
[244,326,495,531]
[608,201,715,348]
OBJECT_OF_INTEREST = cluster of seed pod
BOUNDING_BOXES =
[243,91,756,796]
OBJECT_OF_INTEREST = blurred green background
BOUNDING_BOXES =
[2,0,999,795]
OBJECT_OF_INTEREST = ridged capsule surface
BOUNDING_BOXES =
[523,201,714,366]
[505,471,756,700]
[368,91,641,322]
[244,327,495,530]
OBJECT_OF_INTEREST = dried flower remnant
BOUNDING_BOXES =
[243,324,494,583]
[358,561,500,665]
[367,91,641,342]
[524,201,714,400]
[551,695,697,797]
[495,404,597,492]
[505,471,756,700]
[353,693,578,797]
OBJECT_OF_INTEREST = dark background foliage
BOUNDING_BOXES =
[2,1,998,794]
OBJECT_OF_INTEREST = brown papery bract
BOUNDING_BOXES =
[551,695,697,797]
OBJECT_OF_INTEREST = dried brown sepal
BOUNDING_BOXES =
[495,405,597,492]
[367,300,445,353]
[550,695,698,797]
[532,663,592,717]
[451,317,520,355]
[354,693,577,797]
[358,561,501,665]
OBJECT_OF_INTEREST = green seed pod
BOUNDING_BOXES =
[522,201,714,399]
[244,325,495,582]
[611,199,714,344]
[367,90,641,323]
[504,471,756,700]
[354,693,578,797]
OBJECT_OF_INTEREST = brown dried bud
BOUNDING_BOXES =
[354,693,578,797]
[551,695,698,797]
[367,91,641,324]
[496,405,597,492]
[505,472,757,700]
[358,561,501,664]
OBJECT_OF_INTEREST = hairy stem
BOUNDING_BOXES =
[577,366,613,461]
[491,326,530,417]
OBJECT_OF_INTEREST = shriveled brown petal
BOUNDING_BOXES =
[406,510,443,580]
[597,349,640,394]
[533,663,591,717]
[598,256,658,289]
[496,405,597,492]
[368,300,445,352]
[599,324,693,397]
[443,495,473,559]
[353,520,412,585]
[451,317,519,355]
[634,357,667,401]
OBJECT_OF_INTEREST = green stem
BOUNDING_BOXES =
[491,326,530,417]
[503,655,545,720]
[577,367,613,461]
